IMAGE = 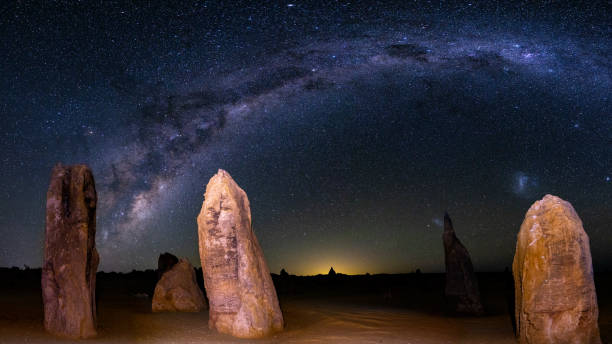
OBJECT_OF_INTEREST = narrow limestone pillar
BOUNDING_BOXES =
[443,212,484,315]
[42,164,99,338]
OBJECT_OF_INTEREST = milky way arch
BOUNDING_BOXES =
[95,26,610,260]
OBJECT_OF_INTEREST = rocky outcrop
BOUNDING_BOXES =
[152,258,207,312]
[41,164,99,338]
[157,252,179,280]
[513,195,601,344]
[197,169,283,338]
[443,212,484,315]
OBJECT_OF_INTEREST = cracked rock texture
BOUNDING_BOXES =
[513,194,601,344]
[197,169,283,338]
[443,212,484,315]
[152,258,207,312]
[42,164,99,339]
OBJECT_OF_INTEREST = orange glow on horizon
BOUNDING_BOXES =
[293,254,379,276]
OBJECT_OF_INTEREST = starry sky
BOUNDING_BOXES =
[1,1,610,275]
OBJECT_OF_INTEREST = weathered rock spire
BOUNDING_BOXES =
[513,195,600,343]
[42,164,99,338]
[442,212,484,315]
[197,169,283,338]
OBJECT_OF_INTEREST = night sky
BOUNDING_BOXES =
[1,1,610,275]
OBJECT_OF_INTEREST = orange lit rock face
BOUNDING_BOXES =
[442,212,484,315]
[197,169,283,338]
[152,258,207,312]
[513,195,601,344]
[42,164,99,339]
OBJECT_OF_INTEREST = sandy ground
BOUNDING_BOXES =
[0,273,610,344]
[0,288,514,344]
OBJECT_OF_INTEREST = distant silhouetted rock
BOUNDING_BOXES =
[42,164,99,338]
[328,267,336,276]
[513,195,601,343]
[152,259,206,312]
[442,212,484,315]
[157,252,179,280]
[197,169,283,338]
[280,268,289,277]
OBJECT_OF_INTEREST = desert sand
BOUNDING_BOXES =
[0,271,610,343]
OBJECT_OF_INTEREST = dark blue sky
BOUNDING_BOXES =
[1,1,610,274]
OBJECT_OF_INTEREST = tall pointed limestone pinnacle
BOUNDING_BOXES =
[513,195,601,344]
[197,169,283,338]
[42,164,99,338]
[442,212,484,315]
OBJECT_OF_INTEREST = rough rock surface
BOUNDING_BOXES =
[513,195,601,344]
[41,164,99,338]
[152,258,207,312]
[443,212,484,315]
[197,169,283,338]
[157,252,179,280]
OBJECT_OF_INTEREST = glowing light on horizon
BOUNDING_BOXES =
[292,254,381,276]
